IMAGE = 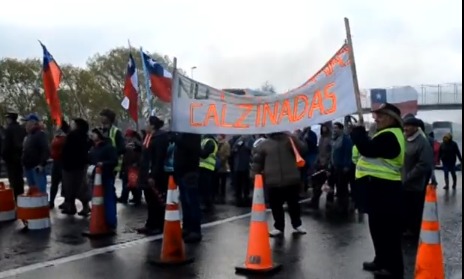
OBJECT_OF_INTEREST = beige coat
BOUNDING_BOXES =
[217,140,231,173]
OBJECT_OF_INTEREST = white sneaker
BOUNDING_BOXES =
[292,226,307,235]
[269,229,283,237]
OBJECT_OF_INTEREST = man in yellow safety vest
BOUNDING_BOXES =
[350,103,406,279]
[99,109,126,177]
[198,134,218,212]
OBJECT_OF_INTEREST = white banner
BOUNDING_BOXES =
[171,44,357,135]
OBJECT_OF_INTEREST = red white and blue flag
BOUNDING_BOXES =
[39,41,63,126]
[141,51,172,103]
[121,54,139,122]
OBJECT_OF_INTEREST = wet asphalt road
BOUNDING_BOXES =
[0,172,461,279]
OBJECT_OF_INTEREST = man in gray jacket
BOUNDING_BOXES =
[401,117,434,238]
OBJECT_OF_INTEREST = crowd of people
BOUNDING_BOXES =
[0,103,462,278]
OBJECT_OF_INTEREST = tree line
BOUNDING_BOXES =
[0,47,181,127]
[0,46,277,128]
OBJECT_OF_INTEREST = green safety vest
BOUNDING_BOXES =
[109,126,123,172]
[199,138,218,171]
[355,127,405,181]
[352,145,360,164]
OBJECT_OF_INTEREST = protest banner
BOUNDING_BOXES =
[171,44,358,135]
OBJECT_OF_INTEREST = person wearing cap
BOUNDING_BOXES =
[2,112,27,199]
[350,103,406,278]
[22,114,50,195]
[136,116,170,236]
[402,117,434,239]
[89,127,119,231]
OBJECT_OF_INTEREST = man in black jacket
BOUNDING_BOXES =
[137,116,169,235]
[61,118,91,215]
[174,132,202,243]
[351,103,405,278]
[2,113,26,199]
[22,114,50,195]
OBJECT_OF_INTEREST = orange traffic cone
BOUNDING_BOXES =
[0,182,16,222]
[414,184,445,279]
[82,167,115,237]
[150,175,193,266]
[235,174,282,275]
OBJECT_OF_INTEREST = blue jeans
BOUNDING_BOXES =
[25,168,48,195]
[176,172,201,235]
[443,163,457,186]
[103,176,117,229]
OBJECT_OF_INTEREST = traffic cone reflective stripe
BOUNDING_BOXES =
[250,187,266,222]
[0,182,16,222]
[164,187,180,221]
[150,175,193,266]
[414,185,445,279]
[82,167,114,237]
[420,198,441,244]
[236,174,281,275]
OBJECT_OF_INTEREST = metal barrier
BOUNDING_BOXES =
[360,82,462,109]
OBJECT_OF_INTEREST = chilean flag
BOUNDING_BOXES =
[121,54,139,122]
[370,86,419,116]
[39,42,63,126]
[141,51,172,103]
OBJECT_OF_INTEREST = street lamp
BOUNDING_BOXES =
[191,66,197,79]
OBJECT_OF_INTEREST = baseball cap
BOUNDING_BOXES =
[21,113,41,122]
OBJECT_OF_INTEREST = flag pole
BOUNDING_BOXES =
[344,17,365,125]
[127,39,140,131]
[170,57,177,131]
[139,47,153,116]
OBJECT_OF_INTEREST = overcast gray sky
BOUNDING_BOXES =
[0,0,461,92]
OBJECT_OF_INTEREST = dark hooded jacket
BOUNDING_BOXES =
[22,125,50,169]
[62,118,92,171]
[439,134,462,166]
[139,130,169,186]
[251,132,308,188]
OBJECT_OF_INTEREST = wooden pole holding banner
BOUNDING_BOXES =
[344,17,365,125]
[170,57,177,130]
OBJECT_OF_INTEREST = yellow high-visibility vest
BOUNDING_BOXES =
[109,126,123,172]
[352,145,360,164]
[355,128,405,181]
[199,138,218,171]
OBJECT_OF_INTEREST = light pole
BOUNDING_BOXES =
[191,66,197,79]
